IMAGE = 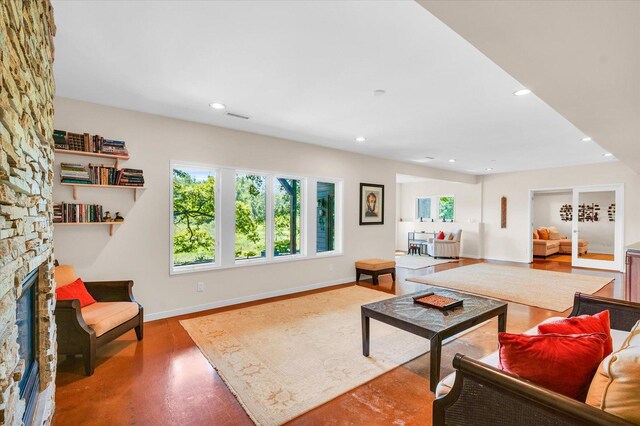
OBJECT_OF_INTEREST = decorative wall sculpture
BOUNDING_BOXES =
[560,203,608,222]
[559,204,573,222]
[608,203,616,222]
[578,203,600,222]
[501,196,507,228]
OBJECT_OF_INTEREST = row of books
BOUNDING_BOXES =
[54,129,129,156]
[53,202,106,223]
[60,163,145,187]
[60,162,91,184]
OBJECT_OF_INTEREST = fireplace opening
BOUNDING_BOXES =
[16,268,39,425]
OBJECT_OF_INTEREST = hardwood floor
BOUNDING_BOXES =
[52,258,624,426]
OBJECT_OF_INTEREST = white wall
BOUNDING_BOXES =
[482,161,640,263]
[533,191,573,237]
[53,97,476,320]
[396,179,483,258]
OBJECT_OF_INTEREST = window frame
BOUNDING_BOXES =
[270,174,307,261]
[414,195,456,222]
[315,178,343,257]
[169,160,221,275]
[234,170,270,265]
[415,197,433,220]
[170,162,343,274]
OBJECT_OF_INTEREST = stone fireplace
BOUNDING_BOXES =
[0,1,57,424]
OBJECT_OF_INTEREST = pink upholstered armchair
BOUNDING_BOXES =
[427,230,462,259]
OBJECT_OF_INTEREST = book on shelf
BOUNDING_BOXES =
[60,162,91,184]
[60,163,145,187]
[118,168,144,187]
[54,129,129,156]
[53,202,105,223]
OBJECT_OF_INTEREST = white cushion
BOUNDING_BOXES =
[586,321,640,423]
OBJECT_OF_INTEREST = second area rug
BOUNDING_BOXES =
[407,263,614,312]
[180,286,429,425]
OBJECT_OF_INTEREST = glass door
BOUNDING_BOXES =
[572,185,624,271]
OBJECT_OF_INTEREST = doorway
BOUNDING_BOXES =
[528,184,624,271]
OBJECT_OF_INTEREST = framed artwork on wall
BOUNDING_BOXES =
[359,183,384,225]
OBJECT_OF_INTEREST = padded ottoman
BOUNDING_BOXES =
[355,259,396,285]
[558,239,589,255]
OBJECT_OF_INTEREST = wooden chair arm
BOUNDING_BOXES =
[55,300,95,338]
[84,280,136,303]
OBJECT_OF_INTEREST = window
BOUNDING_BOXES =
[317,182,335,253]
[235,173,267,260]
[171,162,339,273]
[439,196,455,221]
[273,178,302,257]
[416,197,432,220]
[171,165,217,272]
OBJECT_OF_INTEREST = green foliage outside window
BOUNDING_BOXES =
[172,169,216,266]
[439,196,455,221]
[235,174,266,259]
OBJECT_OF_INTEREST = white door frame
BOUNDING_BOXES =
[571,184,624,271]
[527,184,625,271]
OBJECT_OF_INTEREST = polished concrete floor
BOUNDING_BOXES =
[52,258,625,425]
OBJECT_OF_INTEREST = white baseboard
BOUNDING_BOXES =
[144,276,356,322]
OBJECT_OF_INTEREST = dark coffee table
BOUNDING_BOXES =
[361,287,508,392]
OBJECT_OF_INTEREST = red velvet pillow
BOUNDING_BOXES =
[56,278,96,308]
[537,310,612,356]
[498,332,606,401]
[436,231,445,240]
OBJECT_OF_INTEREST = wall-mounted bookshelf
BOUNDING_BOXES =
[54,221,123,236]
[54,129,145,238]
[55,149,129,168]
[60,182,145,201]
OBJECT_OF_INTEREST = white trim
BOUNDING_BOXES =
[145,276,355,322]
[528,183,625,271]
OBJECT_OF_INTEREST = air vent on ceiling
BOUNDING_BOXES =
[226,112,250,120]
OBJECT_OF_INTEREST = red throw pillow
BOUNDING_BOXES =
[498,332,606,401]
[436,231,445,240]
[537,310,612,356]
[56,278,96,308]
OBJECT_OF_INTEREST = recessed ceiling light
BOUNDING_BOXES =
[485,168,494,171]
[373,89,386,96]
[448,159,456,163]
[513,89,531,96]
[355,136,366,143]
[603,153,613,157]
[581,137,592,142]
[209,102,226,110]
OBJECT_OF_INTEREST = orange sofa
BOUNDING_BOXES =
[533,227,589,258]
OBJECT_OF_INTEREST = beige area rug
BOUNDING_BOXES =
[180,286,430,425]
[395,255,459,270]
[407,263,614,312]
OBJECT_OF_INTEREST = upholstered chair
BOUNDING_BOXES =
[54,264,143,375]
[427,229,462,259]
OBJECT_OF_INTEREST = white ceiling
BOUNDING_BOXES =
[419,0,640,173]
[52,1,615,175]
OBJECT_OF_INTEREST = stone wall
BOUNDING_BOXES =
[0,1,57,425]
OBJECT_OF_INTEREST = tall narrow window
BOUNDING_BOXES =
[235,173,267,260]
[171,166,217,271]
[316,182,335,253]
[274,178,302,257]
[416,197,432,220]
[439,196,455,221]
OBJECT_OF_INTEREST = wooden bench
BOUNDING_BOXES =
[355,259,396,285]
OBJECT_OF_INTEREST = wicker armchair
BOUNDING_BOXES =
[433,293,640,425]
[55,265,143,375]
